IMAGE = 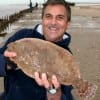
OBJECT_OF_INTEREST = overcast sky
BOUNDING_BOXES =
[0,0,100,4]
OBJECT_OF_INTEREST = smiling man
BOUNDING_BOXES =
[0,0,73,100]
[42,4,70,42]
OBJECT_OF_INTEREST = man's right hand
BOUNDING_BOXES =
[4,50,17,59]
[4,50,17,70]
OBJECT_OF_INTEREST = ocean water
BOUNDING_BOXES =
[0,3,100,19]
[0,4,29,18]
[76,2,100,6]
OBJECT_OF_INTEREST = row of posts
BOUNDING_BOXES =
[0,3,38,36]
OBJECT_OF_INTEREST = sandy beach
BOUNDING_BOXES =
[69,6,100,100]
[0,5,100,100]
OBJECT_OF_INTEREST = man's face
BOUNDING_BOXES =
[42,5,70,42]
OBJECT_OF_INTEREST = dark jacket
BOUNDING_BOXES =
[0,24,73,100]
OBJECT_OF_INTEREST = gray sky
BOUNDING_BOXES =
[0,0,100,4]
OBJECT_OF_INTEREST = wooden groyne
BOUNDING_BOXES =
[0,4,38,36]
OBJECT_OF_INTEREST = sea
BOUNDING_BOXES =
[0,3,100,19]
[75,2,100,6]
[0,4,29,19]
[0,3,99,27]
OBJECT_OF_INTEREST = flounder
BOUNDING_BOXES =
[7,38,97,100]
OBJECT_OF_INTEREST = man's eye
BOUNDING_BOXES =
[45,15,51,18]
[57,16,64,20]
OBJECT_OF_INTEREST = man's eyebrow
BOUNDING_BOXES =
[45,13,65,16]
[57,14,65,18]
[45,13,51,16]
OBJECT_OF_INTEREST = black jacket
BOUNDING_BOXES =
[0,24,73,100]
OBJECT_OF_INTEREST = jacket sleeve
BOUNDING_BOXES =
[61,85,74,100]
[0,54,6,76]
[46,85,74,100]
[0,29,29,77]
[0,40,9,76]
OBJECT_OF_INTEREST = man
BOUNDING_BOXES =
[29,0,32,12]
[0,0,73,100]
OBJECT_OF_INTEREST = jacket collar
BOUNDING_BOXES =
[35,24,69,40]
[34,24,71,48]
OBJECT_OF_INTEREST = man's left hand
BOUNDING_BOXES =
[34,72,62,100]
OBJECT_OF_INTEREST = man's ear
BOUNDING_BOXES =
[66,21,70,29]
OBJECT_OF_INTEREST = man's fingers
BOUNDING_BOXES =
[4,51,17,57]
[41,73,50,89]
[34,73,60,90]
[34,72,42,86]
[52,75,60,89]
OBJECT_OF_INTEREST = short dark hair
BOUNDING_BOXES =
[42,0,71,22]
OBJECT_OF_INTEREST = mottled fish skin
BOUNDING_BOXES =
[7,38,80,85]
[7,38,97,100]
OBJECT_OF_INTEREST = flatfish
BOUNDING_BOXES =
[7,38,97,100]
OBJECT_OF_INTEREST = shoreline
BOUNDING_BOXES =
[71,5,100,17]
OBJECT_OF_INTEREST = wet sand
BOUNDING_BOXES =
[69,6,100,100]
[0,6,100,100]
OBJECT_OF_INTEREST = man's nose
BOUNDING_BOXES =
[51,18,57,25]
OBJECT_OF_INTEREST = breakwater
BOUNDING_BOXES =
[0,4,38,36]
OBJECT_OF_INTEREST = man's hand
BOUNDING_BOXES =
[4,50,17,58]
[34,72,62,100]
[4,50,17,69]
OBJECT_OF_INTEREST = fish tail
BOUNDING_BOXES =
[73,78,97,100]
